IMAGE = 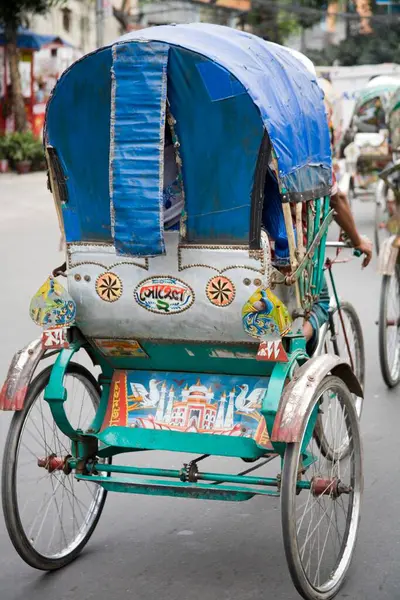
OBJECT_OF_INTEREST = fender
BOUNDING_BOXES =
[313,296,340,358]
[378,235,399,276]
[271,354,363,444]
[0,339,45,411]
[337,171,352,196]
[375,178,386,207]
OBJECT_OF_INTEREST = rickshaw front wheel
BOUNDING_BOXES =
[1,363,108,570]
[281,375,363,600]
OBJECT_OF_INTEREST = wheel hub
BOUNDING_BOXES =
[37,454,72,474]
[311,476,352,498]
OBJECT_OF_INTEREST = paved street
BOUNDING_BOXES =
[0,172,399,600]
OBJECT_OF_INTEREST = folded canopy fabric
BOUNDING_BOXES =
[120,23,332,199]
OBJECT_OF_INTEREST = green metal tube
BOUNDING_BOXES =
[89,462,311,490]
[315,196,330,294]
[306,202,314,250]
[312,197,325,291]
[90,463,181,479]
[196,471,280,487]
[328,266,341,310]
[312,197,321,240]
[310,198,322,294]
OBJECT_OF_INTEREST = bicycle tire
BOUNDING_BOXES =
[378,270,400,388]
[2,362,108,570]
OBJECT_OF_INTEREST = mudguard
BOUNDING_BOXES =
[0,339,45,411]
[375,178,386,207]
[271,354,363,444]
[378,235,399,276]
[337,171,352,196]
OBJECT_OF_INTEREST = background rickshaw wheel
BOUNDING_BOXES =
[347,177,355,209]
[281,375,363,600]
[374,181,389,255]
[2,363,109,571]
[378,267,400,388]
[314,302,364,460]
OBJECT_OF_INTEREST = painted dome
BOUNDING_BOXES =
[186,379,209,400]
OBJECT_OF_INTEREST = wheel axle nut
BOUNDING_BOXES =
[37,454,71,474]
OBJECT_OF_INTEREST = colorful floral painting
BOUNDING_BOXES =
[93,339,148,358]
[242,287,291,340]
[101,370,273,449]
[29,277,76,329]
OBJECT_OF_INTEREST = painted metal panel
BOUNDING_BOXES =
[99,369,273,449]
[66,232,287,343]
[110,41,169,256]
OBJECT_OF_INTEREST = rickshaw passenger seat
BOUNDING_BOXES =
[262,167,291,264]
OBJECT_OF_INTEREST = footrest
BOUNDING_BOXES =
[77,474,280,501]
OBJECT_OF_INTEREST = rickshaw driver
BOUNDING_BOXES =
[262,159,372,353]
[265,48,373,353]
[303,176,372,351]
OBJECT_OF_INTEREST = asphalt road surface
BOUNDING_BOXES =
[0,173,399,600]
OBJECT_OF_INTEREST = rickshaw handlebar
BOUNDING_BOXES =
[325,240,362,257]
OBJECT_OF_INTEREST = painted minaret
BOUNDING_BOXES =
[163,385,175,423]
[214,391,227,429]
[155,381,167,421]
[224,387,235,429]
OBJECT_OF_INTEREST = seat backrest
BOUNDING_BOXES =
[67,232,286,344]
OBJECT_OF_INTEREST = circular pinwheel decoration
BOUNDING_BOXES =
[206,276,235,307]
[96,272,123,302]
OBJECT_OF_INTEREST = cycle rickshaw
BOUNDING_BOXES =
[375,85,400,254]
[341,78,399,205]
[377,158,400,388]
[0,24,364,600]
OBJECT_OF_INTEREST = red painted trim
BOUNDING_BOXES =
[102,371,128,429]
[0,383,27,411]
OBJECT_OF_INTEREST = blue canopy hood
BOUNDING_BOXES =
[44,24,332,256]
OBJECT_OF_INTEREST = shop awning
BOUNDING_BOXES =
[0,27,73,50]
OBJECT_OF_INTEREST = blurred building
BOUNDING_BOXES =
[27,0,135,54]
[137,0,248,28]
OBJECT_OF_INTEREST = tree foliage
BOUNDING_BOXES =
[240,0,329,44]
[308,22,400,66]
[0,0,64,132]
[0,0,62,32]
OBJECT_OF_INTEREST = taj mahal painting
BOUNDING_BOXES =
[103,371,273,446]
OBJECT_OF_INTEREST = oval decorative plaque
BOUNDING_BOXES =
[134,276,194,314]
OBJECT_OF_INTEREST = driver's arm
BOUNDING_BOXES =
[330,190,373,267]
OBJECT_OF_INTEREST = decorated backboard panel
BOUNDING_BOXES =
[101,370,273,449]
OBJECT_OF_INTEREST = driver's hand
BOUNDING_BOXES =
[355,236,373,268]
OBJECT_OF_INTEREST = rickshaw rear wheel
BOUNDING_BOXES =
[2,363,108,570]
[347,178,355,208]
[281,375,363,600]
[378,269,400,388]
